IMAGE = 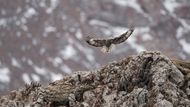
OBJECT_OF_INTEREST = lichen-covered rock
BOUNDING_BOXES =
[0,51,190,107]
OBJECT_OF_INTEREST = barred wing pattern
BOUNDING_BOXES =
[111,29,134,44]
[85,36,107,47]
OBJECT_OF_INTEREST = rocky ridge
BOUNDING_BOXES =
[0,51,190,107]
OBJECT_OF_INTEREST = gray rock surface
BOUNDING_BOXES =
[0,51,189,107]
[0,0,190,95]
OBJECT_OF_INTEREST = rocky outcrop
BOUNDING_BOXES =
[0,51,190,107]
[1,0,190,95]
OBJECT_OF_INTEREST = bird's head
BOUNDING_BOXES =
[85,36,96,45]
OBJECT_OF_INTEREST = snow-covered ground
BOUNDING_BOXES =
[0,0,190,95]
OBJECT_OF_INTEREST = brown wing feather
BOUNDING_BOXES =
[110,28,134,44]
[86,36,107,47]
[86,28,134,47]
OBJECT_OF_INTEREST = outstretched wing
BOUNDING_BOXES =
[86,28,134,48]
[110,28,134,44]
[86,36,107,47]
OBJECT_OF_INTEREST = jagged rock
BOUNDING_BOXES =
[0,51,190,107]
[1,0,190,95]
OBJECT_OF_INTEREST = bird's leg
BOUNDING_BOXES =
[101,46,109,53]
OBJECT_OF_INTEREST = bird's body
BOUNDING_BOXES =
[86,28,134,53]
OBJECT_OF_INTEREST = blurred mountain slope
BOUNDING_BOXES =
[0,0,190,95]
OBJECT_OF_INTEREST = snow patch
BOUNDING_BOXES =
[75,42,96,63]
[40,48,46,55]
[39,0,46,8]
[27,59,33,66]
[128,35,146,52]
[176,26,185,38]
[135,27,150,33]
[0,67,10,83]
[21,25,28,31]
[16,31,21,37]
[76,29,83,39]
[31,74,40,82]
[60,45,77,60]
[45,26,57,33]
[34,66,47,75]
[179,39,190,54]
[114,0,143,13]
[46,0,59,14]
[163,0,180,13]
[50,72,63,81]
[24,8,37,18]
[178,18,190,30]
[142,33,153,41]
[22,73,31,84]
[53,57,63,67]
[102,28,112,36]
[76,43,94,54]
[113,0,128,6]
[21,17,26,24]
[0,18,7,27]
[11,58,21,68]
[16,20,21,26]
[32,39,38,46]
[89,19,110,27]
[179,52,187,60]
[86,54,95,62]
[61,65,72,74]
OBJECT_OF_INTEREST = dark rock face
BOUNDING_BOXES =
[0,0,190,95]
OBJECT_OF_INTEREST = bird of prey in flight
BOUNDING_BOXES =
[86,28,134,53]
